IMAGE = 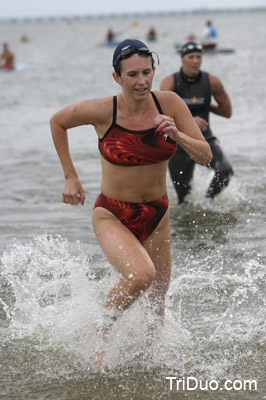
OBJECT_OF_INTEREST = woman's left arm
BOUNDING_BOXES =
[154,91,213,165]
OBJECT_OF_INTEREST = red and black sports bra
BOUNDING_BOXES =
[98,92,177,166]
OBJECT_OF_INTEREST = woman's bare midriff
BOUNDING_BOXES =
[100,157,168,203]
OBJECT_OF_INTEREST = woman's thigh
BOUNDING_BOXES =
[92,207,155,280]
[143,208,172,286]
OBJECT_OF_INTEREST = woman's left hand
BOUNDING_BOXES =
[153,115,179,142]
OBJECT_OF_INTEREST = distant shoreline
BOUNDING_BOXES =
[1,6,266,24]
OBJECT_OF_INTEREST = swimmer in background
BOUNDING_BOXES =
[106,28,115,42]
[0,42,15,70]
[147,26,157,42]
[160,41,233,204]
[20,35,29,43]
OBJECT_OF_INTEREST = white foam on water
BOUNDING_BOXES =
[176,165,246,212]
[0,235,190,373]
[1,233,265,383]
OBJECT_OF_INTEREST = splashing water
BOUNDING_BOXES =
[0,232,265,400]
[0,235,189,371]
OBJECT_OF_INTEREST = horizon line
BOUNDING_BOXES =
[1,5,266,23]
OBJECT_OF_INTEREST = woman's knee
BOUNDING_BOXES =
[131,264,156,292]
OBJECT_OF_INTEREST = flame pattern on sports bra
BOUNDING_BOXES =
[98,92,177,166]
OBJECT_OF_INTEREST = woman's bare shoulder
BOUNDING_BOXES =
[78,95,114,114]
[153,89,182,102]
[71,95,114,126]
[152,90,186,113]
[50,95,115,129]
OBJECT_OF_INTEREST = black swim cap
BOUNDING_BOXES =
[112,39,152,68]
[180,41,203,58]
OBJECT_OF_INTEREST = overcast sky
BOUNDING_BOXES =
[1,0,265,19]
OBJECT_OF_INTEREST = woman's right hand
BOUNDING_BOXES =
[62,177,85,206]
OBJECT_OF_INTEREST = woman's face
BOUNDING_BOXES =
[117,54,155,98]
[182,52,202,77]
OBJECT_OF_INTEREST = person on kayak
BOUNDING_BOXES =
[201,20,218,49]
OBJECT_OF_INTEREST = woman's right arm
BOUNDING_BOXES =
[50,99,108,206]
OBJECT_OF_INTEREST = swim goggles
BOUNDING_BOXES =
[113,46,152,67]
[180,43,203,57]
[183,44,203,51]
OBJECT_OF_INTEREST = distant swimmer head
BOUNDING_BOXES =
[180,41,203,58]
[112,38,158,75]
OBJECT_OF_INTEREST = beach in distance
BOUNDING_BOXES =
[0,9,266,400]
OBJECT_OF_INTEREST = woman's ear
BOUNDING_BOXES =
[112,71,122,86]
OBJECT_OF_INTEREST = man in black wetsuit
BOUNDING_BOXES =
[160,41,233,204]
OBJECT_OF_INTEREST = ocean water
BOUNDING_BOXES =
[0,10,266,400]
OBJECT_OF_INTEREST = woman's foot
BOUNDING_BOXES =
[87,325,115,371]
